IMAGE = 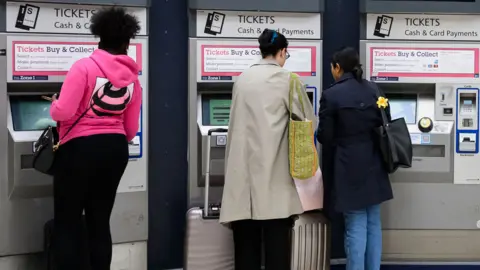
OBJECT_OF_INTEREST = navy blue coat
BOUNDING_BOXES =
[317,73,393,213]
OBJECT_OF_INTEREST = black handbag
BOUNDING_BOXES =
[33,81,106,175]
[371,83,413,173]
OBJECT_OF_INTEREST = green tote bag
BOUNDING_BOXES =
[288,73,319,180]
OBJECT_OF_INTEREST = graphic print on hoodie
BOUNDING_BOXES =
[50,49,142,144]
[89,77,134,117]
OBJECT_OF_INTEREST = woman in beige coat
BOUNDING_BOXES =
[219,29,316,270]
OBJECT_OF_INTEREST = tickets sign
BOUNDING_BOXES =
[370,47,479,81]
[11,41,142,78]
[196,10,321,39]
[201,45,317,79]
[6,2,147,35]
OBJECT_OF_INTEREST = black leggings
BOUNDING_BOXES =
[231,218,293,270]
[53,134,129,270]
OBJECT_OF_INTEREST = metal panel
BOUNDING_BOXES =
[0,2,5,33]
[7,0,149,7]
[148,0,189,268]
[360,0,480,14]
[189,0,324,13]
[323,0,360,260]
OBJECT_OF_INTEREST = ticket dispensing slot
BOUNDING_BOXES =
[7,83,59,199]
[197,88,231,188]
[456,89,478,154]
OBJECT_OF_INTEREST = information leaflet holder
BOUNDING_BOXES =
[188,38,322,207]
[0,34,149,258]
[360,39,480,261]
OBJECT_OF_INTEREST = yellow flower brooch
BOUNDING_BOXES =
[377,96,388,109]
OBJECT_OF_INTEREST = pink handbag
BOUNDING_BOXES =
[293,168,324,211]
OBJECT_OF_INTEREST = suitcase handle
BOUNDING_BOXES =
[204,128,228,217]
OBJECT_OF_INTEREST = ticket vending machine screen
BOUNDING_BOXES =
[202,94,232,126]
[10,95,56,131]
[387,94,417,124]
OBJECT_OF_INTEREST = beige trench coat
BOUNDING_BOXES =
[219,59,317,224]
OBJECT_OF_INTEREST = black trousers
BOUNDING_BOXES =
[231,218,293,270]
[53,134,129,270]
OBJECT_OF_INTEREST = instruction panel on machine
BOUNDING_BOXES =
[199,41,318,81]
[11,41,143,80]
[368,44,479,82]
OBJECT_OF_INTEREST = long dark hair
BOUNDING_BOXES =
[331,47,363,82]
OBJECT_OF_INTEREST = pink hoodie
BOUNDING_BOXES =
[50,49,142,144]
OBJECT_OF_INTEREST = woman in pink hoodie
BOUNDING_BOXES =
[49,7,142,270]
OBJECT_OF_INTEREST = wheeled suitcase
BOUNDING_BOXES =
[184,128,234,270]
[291,211,331,270]
[184,128,330,270]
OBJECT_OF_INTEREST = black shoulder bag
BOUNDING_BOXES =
[371,82,413,173]
[33,81,106,176]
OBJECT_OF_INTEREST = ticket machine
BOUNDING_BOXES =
[187,5,323,206]
[361,10,480,260]
[0,33,148,269]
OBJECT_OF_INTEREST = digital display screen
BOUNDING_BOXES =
[202,94,232,126]
[10,95,56,131]
[387,94,417,124]
[464,100,473,105]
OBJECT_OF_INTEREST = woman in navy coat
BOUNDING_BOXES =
[317,47,393,270]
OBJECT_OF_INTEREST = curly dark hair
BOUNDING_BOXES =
[90,7,141,52]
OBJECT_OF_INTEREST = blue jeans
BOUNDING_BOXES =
[343,204,382,270]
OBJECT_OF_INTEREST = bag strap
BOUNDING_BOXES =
[289,73,306,120]
[368,81,399,167]
[58,58,106,143]
[369,81,389,128]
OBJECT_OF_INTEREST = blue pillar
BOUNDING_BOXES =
[322,0,360,260]
[148,0,189,269]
